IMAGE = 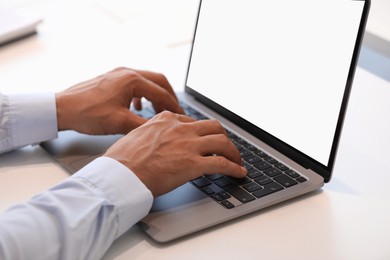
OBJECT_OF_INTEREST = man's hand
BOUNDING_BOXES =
[104,111,247,197]
[55,67,183,135]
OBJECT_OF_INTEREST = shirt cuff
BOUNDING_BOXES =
[72,156,154,238]
[8,93,58,147]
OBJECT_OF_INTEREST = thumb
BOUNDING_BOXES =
[121,110,148,133]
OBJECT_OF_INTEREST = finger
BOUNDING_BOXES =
[200,155,247,178]
[196,134,242,165]
[135,70,178,101]
[177,114,196,123]
[188,119,227,137]
[130,77,183,114]
[153,102,185,115]
[120,111,148,133]
[152,111,195,123]
[133,97,143,111]
[135,70,185,114]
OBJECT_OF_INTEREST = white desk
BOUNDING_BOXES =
[360,0,390,81]
[1,1,390,259]
[365,0,390,43]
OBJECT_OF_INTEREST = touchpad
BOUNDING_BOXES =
[150,182,208,212]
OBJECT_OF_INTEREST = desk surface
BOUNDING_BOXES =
[365,0,390,43]
[1,1,390,259]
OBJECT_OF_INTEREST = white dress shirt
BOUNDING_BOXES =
[0,93,154,260]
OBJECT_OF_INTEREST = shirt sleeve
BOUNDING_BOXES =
[0,92,58,154]
[0,157,154,260]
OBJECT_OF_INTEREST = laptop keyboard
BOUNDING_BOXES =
[181,103,307,209]
[133,102,307,209]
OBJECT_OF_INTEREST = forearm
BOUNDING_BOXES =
[0,157,153,260]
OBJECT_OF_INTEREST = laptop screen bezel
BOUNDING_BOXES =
[184,0,370,182]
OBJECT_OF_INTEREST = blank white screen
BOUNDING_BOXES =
[187,0,364,166]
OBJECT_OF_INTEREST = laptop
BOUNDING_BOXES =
[0,4,42,46]
[41,0,370,243]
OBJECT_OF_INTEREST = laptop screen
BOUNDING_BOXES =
[186,0,367,173]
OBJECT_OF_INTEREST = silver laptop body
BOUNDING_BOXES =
[42,0,370,243]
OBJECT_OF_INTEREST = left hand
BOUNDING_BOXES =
[55,67,184,135]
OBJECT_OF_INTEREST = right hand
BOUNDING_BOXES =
[104,111,247,197]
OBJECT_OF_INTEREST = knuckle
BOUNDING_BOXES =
[109,68,142,86]
[125,70,141,80]
[173,121,190,134]
[154,111,176,121]
[156,73,168,83]
[215,156,229,168]
[209,119,224,132]
[215,133,230,144]
[160,110,175,117]
[113,66,129,72]
[126,74,146,88]
[111,67,140,80]
[224,137,233,148]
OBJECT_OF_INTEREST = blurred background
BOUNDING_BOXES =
[0,0,389,93]
[0,0,200,93]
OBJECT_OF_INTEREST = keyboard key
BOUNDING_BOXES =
[230,139,240,146]
[254,161,272,171]
[247,168,263,179]
[263,168,282,177]
[252,182,284,198]
[226,130,237,139]
[243,154,262,164]
[224,186,255,203]
[229,176,252,185]
[254,175,273,185]
[296,177,307,183]
[243,143,258,151]
[239,147,252,158]
[243,162,254,171]
[242,182,262,192]
[192,177,211,188]
[221,200,235,209]
[253,150,267,158]
[264,156,278,165]
[235,138,248,145]
[202,186,215,195]
[285,169,300,178]
[218,191,231,199]
[274,174,298,188]
[214,177,233,187]
[211,193,225,201]
[205,173,223,181]
[275,162,289,171]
